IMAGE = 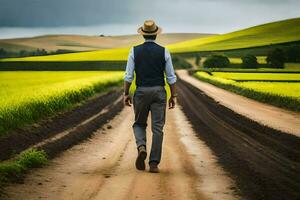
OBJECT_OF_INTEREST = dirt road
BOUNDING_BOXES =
[1,106,238,200]
[1,71,300,200]
[176,78,300,200]
[177,70,300,137]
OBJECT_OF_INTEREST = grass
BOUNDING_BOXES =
[167,18,300,53]
[212,72,300,81]
[195,68,300,73]
[193,72,300,111]
[285,63,300,69]
[227,56,267,64]
[0,71,124,136]
[0,48,130,62]
[0,61,126,71]
[0,149,47,183]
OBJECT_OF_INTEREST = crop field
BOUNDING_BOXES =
[194,71,300,111]
[1,18,299,63]
[212,72,300,81]
[227,56,267,64]
[0,71,124,135]
[197,68,300,73]
[167,18,300,53]
[285,63,300,69]
[0,47,130,62]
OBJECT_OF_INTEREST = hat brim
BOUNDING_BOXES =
[137,26,162,35]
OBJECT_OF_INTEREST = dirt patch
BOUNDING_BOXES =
[0,88,122,161]
[0,106,238,200]
[177,79,300,200]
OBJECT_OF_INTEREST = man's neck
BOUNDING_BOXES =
[144,39,156,43]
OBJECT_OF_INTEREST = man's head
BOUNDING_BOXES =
[138,20,161,40]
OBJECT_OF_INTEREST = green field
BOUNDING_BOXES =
[227,56,267,64]
[212,72,300,81]
[168,18,300,53]
[1,18,299,63]
[194,71,300,111]
[0,71,124,136]
[285,63,300,69]
[196,68,300,73]
[0,47,130,62]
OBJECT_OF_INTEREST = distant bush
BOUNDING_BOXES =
[0,48,76,59]
[266,48,286,68]
[203,55,230,68]
[195,54,201,66]
[53,49,75,54]
[241,55,258,68]
[285,45,300,63]
[172,55,192,69]
[0,48,11,58]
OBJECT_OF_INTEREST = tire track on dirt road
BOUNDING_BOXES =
[1,105,238,200]
[177,79,300,200]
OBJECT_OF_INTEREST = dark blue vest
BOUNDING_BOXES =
[134,42,165,87]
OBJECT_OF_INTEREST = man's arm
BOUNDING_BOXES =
[168,83,176,109]
[165,48,177,109]
[124,47,135,107]
[124,81,132,106]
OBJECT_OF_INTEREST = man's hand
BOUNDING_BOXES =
[168,96,176,109]
[124,95,132,107]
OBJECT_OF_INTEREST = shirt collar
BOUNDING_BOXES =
[144,39,156,43]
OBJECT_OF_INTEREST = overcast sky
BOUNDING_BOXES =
[0,0,299,38]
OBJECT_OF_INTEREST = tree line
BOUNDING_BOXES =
[0,48,75,58]
[195,45,300,68]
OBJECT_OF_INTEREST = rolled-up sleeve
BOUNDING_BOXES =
[165,48,177,84]
[124,47,135,83]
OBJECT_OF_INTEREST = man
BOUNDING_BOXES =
[123,20,177,173]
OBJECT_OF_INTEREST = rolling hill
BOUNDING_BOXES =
[1,18,299,62]
[0,33,214,52]
[167,18,300,53]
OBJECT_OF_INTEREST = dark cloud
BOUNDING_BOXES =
[0,0,141,26]
[0,0,299,34]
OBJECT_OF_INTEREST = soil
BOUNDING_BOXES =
[0,107,238,200]
[176,70,300,137]
[1,71,299,200]
[0,88,122,161]
[177,79,300,200]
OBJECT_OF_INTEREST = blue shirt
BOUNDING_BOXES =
[124,39,177,85]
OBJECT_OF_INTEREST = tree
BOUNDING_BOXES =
[203,55,230,68]
[19,50,28,57]
[195,54,201,66]
[172,56,193,69]
[0,48,7,58]
[285,45,300,62]
[241,55,258,68]
[266,48,286,68]
[35,48,48,56]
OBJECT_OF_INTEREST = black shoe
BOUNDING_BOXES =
[149,162,159,173]
[135,146,147,170]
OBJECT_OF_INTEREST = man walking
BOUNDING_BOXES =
[123,20,177,173]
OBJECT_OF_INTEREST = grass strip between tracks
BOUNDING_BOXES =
[193,72,300,112]
[0,148,47,188]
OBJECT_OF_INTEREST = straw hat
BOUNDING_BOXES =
[137,20,162,35]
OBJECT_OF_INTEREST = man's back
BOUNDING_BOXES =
[134,42,165,87]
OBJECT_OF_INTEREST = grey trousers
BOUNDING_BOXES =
[132,86,167,164]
